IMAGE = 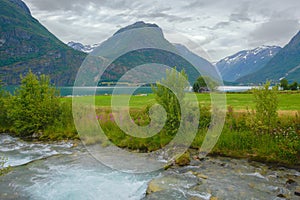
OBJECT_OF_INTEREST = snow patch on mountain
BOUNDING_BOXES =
[67,41,101,53]
[216,45,281,82]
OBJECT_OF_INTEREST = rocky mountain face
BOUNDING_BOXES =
[237,31,300,84]
[8,0,31,15]
[216,46,281,82]
[0,0,86,86]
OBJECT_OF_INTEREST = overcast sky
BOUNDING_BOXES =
[22,0,300,61]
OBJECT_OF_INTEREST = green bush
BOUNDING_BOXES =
[252,82,278,134]
[152,68,188,136]
[0,86,12,132]
[8,71,61,137]
[0,156,11,176]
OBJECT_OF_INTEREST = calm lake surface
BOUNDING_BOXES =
[4,86,256,97]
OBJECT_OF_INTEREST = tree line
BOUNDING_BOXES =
[280,78,299,91]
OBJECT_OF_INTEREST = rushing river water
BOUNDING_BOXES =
[0,135,157,200]
[0,134,299,200]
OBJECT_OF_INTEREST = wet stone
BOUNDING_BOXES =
[143,189,187,200]
[146,172,201,195]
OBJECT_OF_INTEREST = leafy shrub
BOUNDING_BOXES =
[252,81,278,134]
[8,71,61,137]
[152,68,188,136]
[0,156,10,176]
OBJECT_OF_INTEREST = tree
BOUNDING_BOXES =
[252,81,278,134]
[193,76,218,93]
[9,71,61,136]
[280,78,289,90]
[289,81,298,91]
[0,82,11,131]
[152,68,188,135]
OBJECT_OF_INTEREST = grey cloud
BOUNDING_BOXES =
[229,1,251,22]
[25,0,141,12]
[213,22,231,29]
[136,12,192,23]
[249,19,300,46]
[21,0,300,61]
[183,0,228,9]
[229,13,251,22]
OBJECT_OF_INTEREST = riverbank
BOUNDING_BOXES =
[1,87,299,171]
[1,105,299,168]
[1,134,299,200]
[144,154,300,200]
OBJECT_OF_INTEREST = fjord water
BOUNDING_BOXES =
[1,134,299,199]
[4,86,258,97]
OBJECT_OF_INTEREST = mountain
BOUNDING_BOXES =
[1,1,215,87]
[68,41,215,80]
[113,21,159,36]
[216,46,281,82]
[7,0,30,14]
[84,21,216,86]
[0,0,86,86]
[237,31,300,84]
[67,41,101,54]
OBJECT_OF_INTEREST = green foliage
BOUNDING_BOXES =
[252,82,278,134]
[289,81,298,90]
[0,156,11,176]
[152,68,188,135]
[0,85,12,131]
[198,105,211,128]
[280,78,289,90]
[8,71,61,136]
[193,76,218,93]
[280,78,299,91]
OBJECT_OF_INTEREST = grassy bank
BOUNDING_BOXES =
[1,82,299,167]
[81,106,299,167]
[6,92,300,166]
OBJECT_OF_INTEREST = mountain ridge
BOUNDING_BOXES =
[216,45,281,82]
[0,0,87,86]
[8,0,31,15]
[237,31,300,83]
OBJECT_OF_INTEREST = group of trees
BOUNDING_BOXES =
[0,71,73,138]
[280,78,299,91]
[193,76,299,93]
[192,76,218,93]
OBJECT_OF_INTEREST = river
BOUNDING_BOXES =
[0,134,299,200]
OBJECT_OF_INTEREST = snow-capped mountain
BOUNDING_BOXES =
[238,31,300,84]
[67,41,101,53]
[216,45,281,82]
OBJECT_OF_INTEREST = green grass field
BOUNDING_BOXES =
[64,93,300,111]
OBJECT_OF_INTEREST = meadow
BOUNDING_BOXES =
[63,92,300,111]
